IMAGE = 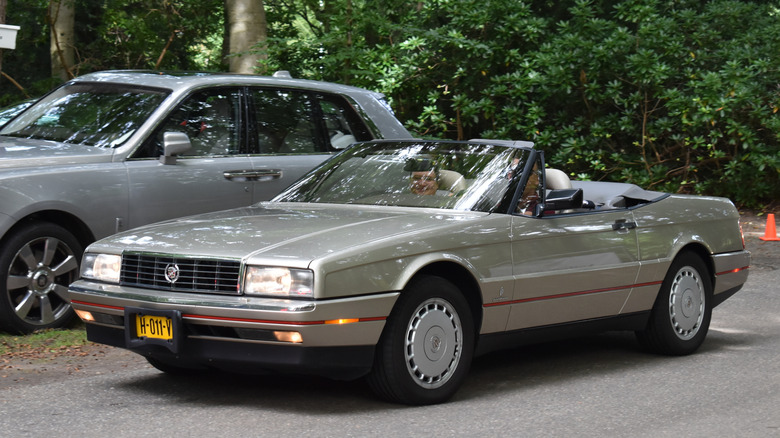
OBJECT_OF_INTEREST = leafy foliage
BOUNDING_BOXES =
[1,0,778,206]
[1,0,224,104]
[261,0,779,206]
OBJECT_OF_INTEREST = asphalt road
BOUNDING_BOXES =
[1,223,778,437]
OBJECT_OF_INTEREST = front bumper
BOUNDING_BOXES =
[69,280,399,379]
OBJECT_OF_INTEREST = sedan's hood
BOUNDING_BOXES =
[0,137,114,168]
[91,203,486,267]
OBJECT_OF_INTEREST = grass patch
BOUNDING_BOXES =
[0,324,88,357]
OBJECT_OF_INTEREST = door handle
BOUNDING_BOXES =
[612,219,637,231]
[223,169,283,182]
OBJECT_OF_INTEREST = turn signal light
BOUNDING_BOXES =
[273,331,303,343]
[325,318,359,325]
[75,309,95,322]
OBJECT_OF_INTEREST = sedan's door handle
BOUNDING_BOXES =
[223,169,283,182]
[612,219,637,231]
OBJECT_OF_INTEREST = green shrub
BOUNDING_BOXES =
[268,0,779,207]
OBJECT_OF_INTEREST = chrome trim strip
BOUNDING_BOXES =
[70,282,316,313]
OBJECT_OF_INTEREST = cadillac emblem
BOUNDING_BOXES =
[164,263,180,284]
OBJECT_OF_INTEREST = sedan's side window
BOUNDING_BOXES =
[132,88,242,158]
[319,97,371,150]
[252,89,319,154]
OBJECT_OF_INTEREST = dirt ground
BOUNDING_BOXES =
[1,211,778,391]
[0,338,146,390]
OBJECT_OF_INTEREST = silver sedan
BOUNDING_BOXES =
[0,71,411,333]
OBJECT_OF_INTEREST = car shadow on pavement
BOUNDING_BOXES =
[118,362,394,412]
[114,325,759,410]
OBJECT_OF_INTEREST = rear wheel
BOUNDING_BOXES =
[636,252,712,355]
[0,222,82,334]
[367,275,474,405]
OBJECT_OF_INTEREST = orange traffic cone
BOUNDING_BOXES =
[760,213,780,241]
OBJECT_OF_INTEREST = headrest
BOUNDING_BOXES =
[545,168,572,190]
[439,170,467,193]
[404,158,436,172]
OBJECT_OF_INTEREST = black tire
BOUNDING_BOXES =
[636,252,713,355]
[0,222,82,334]
[367,275,475,405]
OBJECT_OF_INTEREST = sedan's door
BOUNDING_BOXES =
[244,154,331,202]
[124,156,256,229]
[123,88,255,230]
[246,88,371,202]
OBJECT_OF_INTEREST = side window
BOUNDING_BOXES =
[252,89,318,154]
[319,96,372,150]
[133,88,242,158]
[516,159,543,216]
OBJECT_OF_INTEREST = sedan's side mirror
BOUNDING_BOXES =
[160,131,192,165]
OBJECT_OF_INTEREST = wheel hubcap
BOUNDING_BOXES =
[668,267,705,340]
[405,298,462,389]
[32,268,56,294]
[6,236,78,327]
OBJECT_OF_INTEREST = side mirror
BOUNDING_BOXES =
[540,188,584,214]
[160,131,192,165]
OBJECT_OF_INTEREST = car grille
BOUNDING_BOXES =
[120,253,241,295]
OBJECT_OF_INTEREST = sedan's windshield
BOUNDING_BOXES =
[0,83,169,147]
[274,140,531,212]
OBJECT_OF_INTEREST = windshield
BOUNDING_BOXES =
[0,99,35,128]
[0,83,169,147]
[274,140,531,212]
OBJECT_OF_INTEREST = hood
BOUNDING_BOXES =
[0,137,114,169]
[90,203,485,268]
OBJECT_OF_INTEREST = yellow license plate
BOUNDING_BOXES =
[135,314,173,340]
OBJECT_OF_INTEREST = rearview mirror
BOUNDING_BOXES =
[160,131,192,165]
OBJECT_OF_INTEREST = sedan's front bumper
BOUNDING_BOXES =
[69,280,398,379]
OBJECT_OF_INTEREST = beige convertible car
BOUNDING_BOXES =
[69,140,750,404]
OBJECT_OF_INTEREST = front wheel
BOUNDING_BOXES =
[636,252,713,355]
[0,222,82,334]
[367,275,475,405]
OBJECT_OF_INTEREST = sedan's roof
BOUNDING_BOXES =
[72,70,388,99]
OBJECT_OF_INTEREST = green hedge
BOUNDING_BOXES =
[268,0,779,207]
[4,0,778,206]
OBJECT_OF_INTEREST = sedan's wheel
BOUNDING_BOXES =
[636,252,712,355]
[0,222,82,334]
[367,275,474,405]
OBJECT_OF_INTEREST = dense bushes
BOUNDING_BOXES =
[269,0,779,207]
[3,0,778,206]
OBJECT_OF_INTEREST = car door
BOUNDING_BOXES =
[504,159,641,331]
[246,88,371,202]
[123,87,255,229]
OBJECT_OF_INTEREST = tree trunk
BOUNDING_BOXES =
[224,0,268,74]
[0,0,5,75]
[49,0,75,81]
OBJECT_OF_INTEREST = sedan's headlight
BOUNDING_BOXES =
[243,266,313,298]
[80,253,122,283]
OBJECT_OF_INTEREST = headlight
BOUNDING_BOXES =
[80,253,122,283]
[243,266,313,298]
